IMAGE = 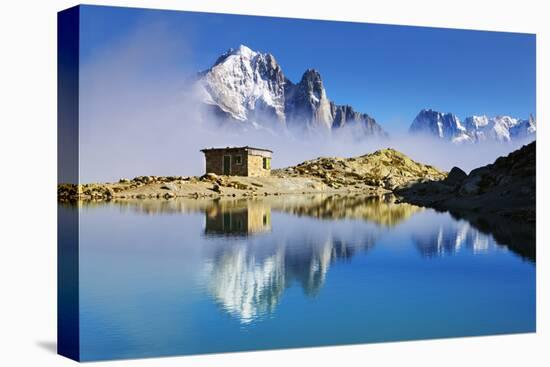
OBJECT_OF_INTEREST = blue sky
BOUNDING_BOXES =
[79,5,536,135]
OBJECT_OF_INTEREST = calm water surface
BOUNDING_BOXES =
[61,194,535,361]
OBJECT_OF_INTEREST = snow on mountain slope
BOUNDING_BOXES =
[198,45,287,127]
[410,109,536,144]
[509,114,536,139]
[197,45,386,137]
[409,109,472,143]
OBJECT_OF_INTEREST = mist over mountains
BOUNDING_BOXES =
[77,36,536,182]
[196,45,536,145]
[197,44,386,137]
[410,109,536,144]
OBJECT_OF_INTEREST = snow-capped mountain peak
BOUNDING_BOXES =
[410,108,536,144]
[197,45,386,137]
[410,109,471,143]
[199,45,287,124]
[233,44,256,58]
[463,115,489,130]
[213,44,259,65]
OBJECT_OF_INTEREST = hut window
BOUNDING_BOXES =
[263,157,271,170]
[233,155,242,165]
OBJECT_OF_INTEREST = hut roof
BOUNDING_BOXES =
[200,146,273,153]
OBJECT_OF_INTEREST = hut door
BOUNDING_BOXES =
[223,155,231,175]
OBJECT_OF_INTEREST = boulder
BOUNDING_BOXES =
[160,183,176,191]
[201,172,219,182]
[132,176,151,183]
[231,182,249,190]
[445,167,467,186]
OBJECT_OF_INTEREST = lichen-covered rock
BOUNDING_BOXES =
[273,147,447,190]
[201,173,219,182]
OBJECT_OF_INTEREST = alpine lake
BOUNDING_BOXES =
[58,193,535,361]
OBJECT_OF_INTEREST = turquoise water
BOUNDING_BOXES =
[65,195,535,361]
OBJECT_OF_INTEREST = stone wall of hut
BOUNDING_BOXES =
[204,150,248,176]
[247,155,271,177]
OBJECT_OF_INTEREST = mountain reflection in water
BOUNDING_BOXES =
[98,194,534,324]
[204,232,376,323]
[68,192,535,361]
[412,222,493,258]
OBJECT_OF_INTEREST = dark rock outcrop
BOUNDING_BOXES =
[445,166,468,186]
[397,141,536,223]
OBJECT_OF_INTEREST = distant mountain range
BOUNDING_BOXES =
[196,45,385,137]
[409,109,536,143]
[196,45,535,143]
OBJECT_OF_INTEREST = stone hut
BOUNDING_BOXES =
[200,146,272,177]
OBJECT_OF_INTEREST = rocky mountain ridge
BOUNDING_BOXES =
[197,45,386,137]
[410,108,536,143]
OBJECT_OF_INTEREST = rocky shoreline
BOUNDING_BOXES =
[58,144,535,260]
[58,148,445,203]
[395,141,536,224]
[58,143,536,229]
[57,173,392,203]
